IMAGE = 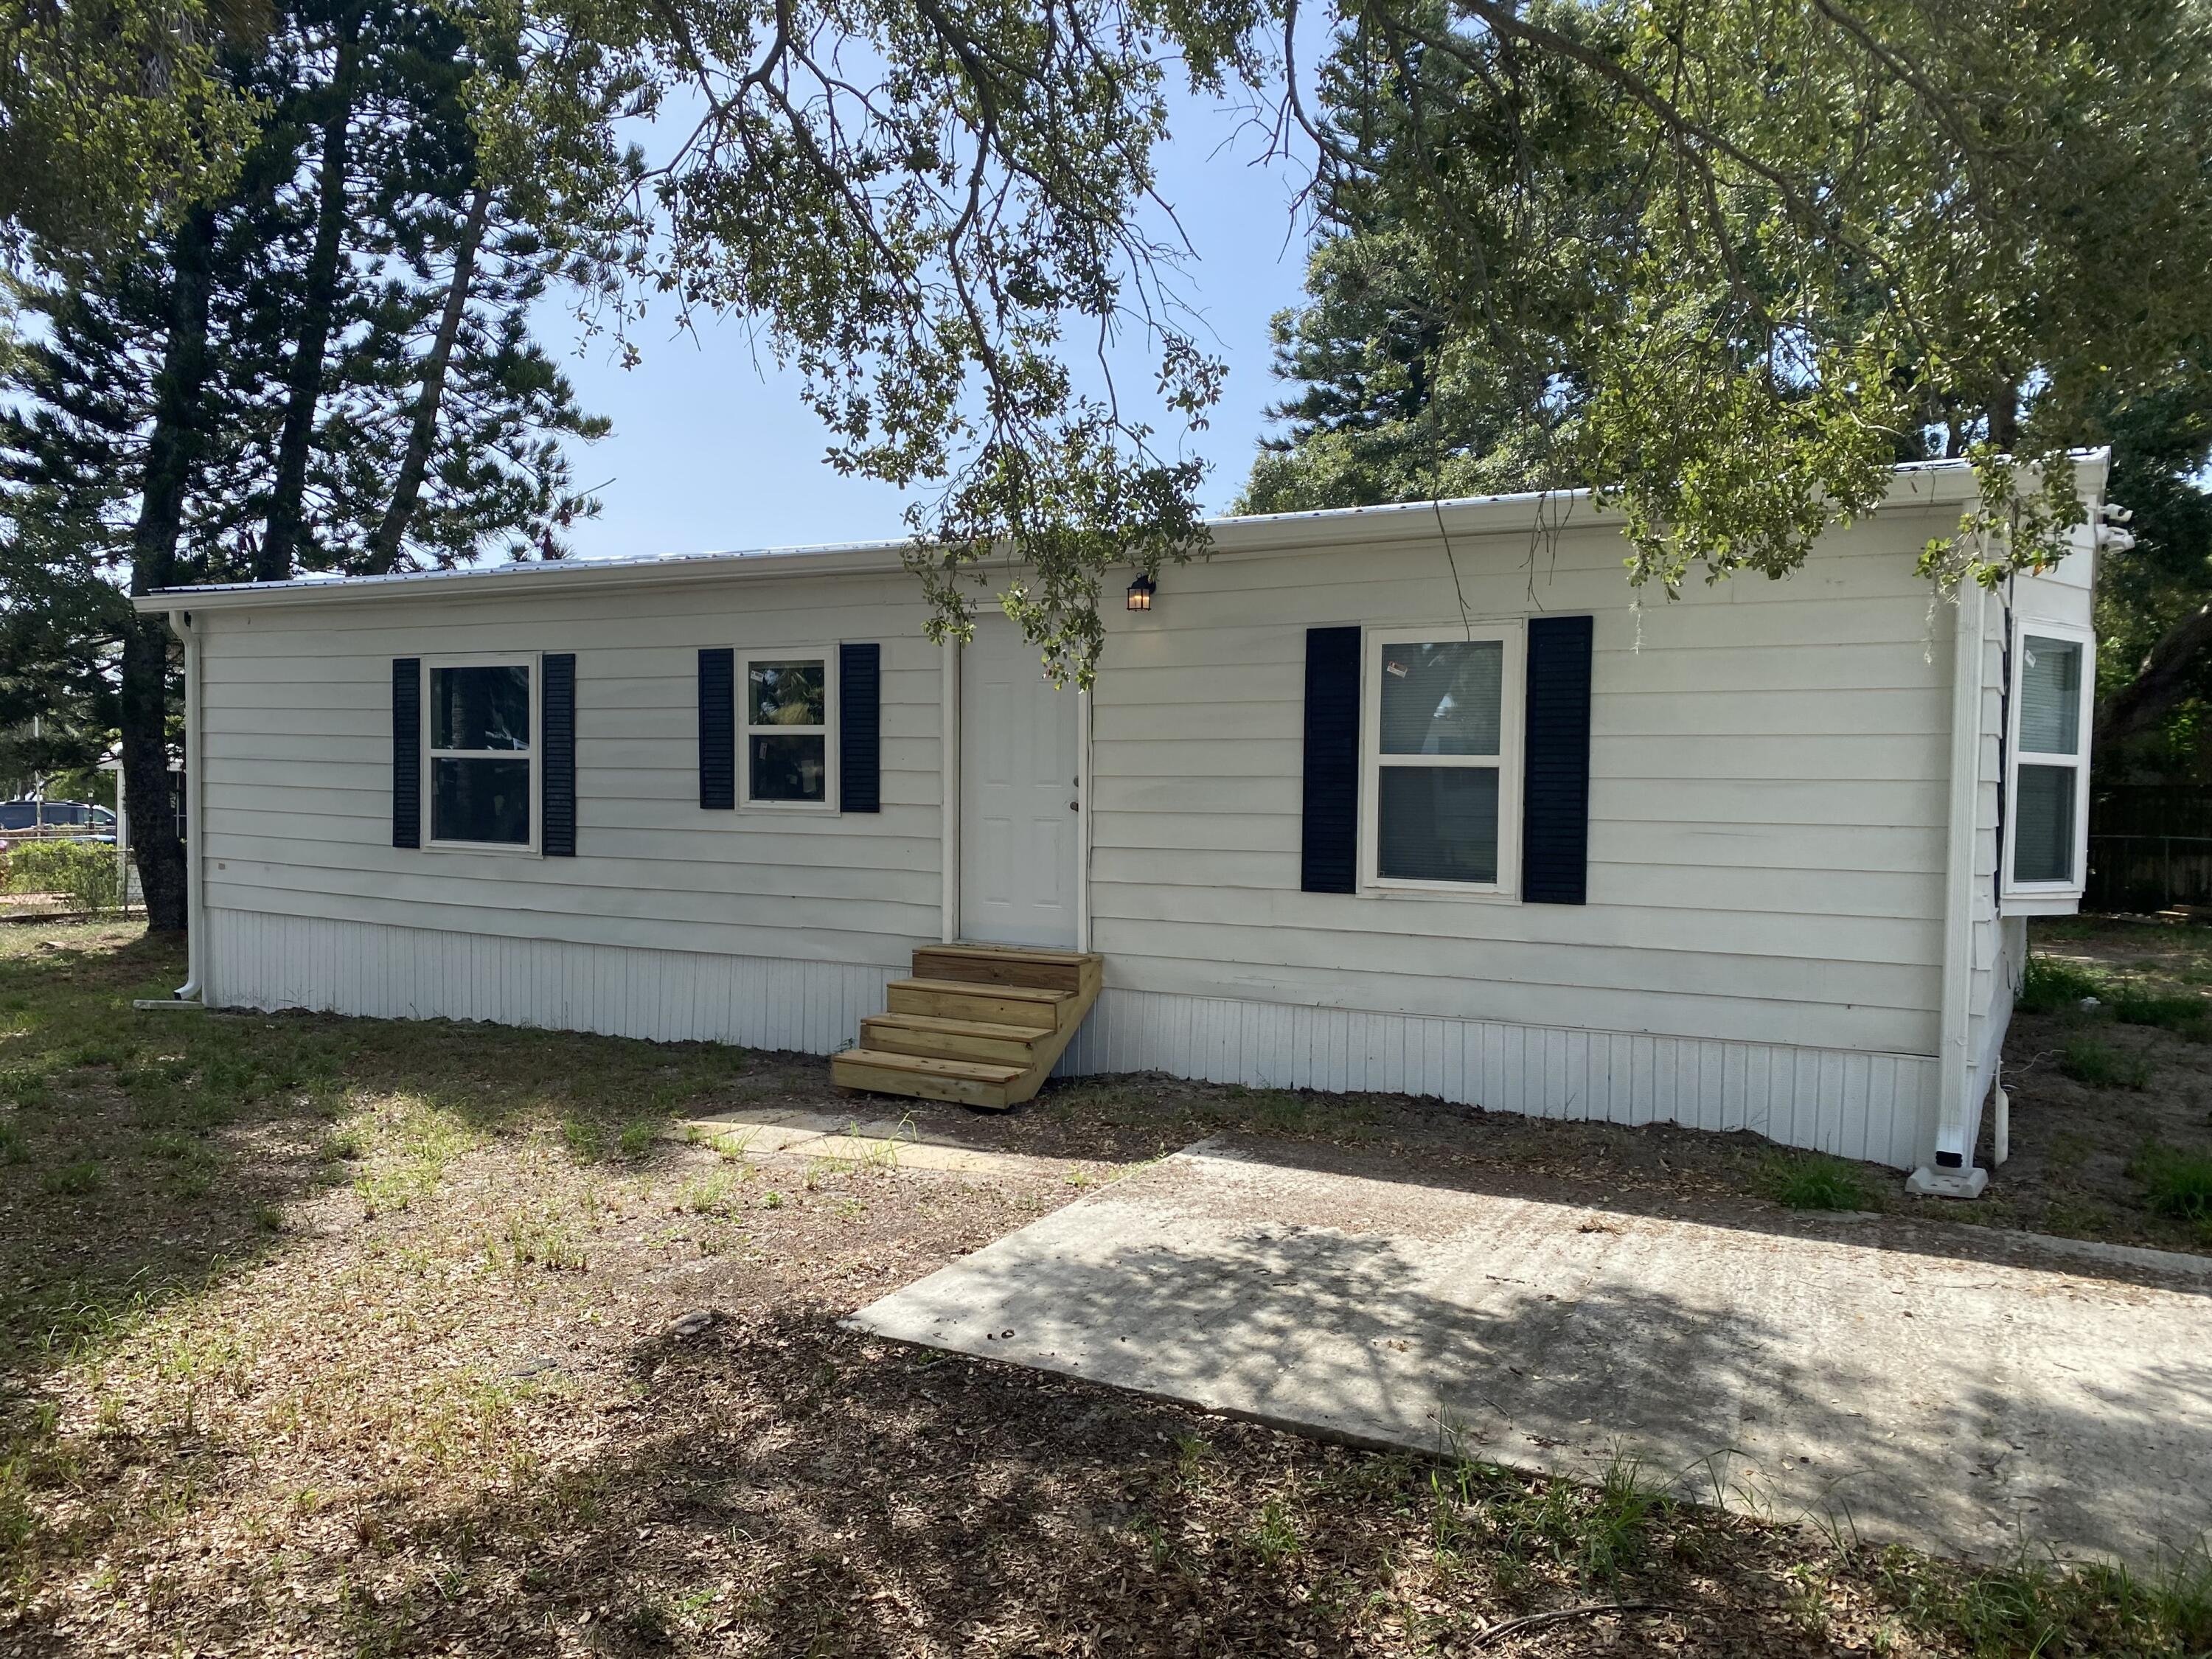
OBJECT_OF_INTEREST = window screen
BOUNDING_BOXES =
[2018,636,2081,754]
[745,657,829,804]
[1371,636,1510,886]
[2013,765,2076,883]
[2011,633,2087,888]
[1380,767,1500,883]
[428,664,532,845]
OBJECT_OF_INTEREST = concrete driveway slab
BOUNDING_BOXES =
[677,1105,1077,1178]
[846,1140,2212,1566]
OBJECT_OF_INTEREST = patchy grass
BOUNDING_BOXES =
[1427,1454,1666,1591]
[41,1158,103,1196]
[0,922,2205,1659]
[2110,988,2211,1037]
[1762,1153,1875,1211]
[2131,1143,2212,1240]
[2058,1037,2153,1090]
[1985,917,2212,1250]
[2017,953,2110,1015]
[1877,1540,2212,1659]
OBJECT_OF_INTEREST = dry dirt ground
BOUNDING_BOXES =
[0,922,2205,1658]
[1970,915,2212,1250]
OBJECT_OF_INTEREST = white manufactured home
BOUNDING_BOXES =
[136,456,2112,1190]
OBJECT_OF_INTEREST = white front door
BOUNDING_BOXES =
[961,619,1082,947]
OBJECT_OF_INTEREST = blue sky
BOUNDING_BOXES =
[540,91,1316,562]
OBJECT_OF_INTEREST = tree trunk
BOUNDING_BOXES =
[256,23,360,583]
[2096,600,2212,750]
[124,206,220,934]
[362,182,493,575]
[1988,383,2020,454]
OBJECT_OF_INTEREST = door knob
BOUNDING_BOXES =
[1069,800,1080,811]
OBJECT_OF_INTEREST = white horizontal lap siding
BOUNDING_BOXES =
[1087,520,1956,1063]
[195,575,947,1028]
[1083,937,1933,1052]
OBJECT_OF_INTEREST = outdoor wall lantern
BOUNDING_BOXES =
[1127,572,1156,612]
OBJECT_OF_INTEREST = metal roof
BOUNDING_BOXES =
[128,456,2032,613]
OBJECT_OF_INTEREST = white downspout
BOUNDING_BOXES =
[167,608,206,1002]
[939,639,959,945]
[1908,580,1989,1198]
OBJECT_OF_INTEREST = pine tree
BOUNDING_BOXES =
[0,0,612,929]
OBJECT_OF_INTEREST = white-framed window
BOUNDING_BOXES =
[2004,621,2093,905]
[739,647,838,810]
[425,655,538,851]
[1360,623,1524,894]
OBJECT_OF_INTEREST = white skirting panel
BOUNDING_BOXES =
[1057,987,1938,1170]
[204,908,899,1055]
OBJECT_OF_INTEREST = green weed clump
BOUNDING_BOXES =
[1879,1541,2212,1659]
[2016,954,2107,1015]
[2110,989,2210,1038]
[41,1160,102,1197]
[2131,1143,2212,1237]
[2059,1038,2152,1090]
[1763,1153,1874,1211]
[1428,1455,1663,1589]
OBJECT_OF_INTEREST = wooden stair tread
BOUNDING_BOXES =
[863,1011,1046,1042]
[927,942,1099,966]
[912,945,1102,993]
[832,1048,1026,1083]
[890,976,1069,1003]
[837,945,1105,1110]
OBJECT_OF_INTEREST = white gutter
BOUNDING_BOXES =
[168,608,206,1003]
[939,643,959,944]
[127,459,1996,617]
[1909,581,1989,1198]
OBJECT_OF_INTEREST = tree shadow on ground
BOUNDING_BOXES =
[1180,1133,2212,1295]
[886,1074,2212,1298]
[0,928,795,1416]
[37,1306,1878,1659]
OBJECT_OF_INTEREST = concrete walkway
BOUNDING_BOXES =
[676,1105,1072,1178]
[847,1140,2212,1566]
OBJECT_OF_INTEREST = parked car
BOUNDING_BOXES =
[0,800,117,841]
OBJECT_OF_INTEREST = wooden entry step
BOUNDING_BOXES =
[831,943,1102,1110]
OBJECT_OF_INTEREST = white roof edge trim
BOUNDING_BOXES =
[134,452,2103,613]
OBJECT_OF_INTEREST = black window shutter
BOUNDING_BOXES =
[392,658,421,849]
[698,647,735,809]
[839,642,882,813]
[1522,614,1594,904]
[541,653,576,856]
[1301,625,1361,894]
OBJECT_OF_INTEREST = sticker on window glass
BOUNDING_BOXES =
[1380,641,1503,757]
